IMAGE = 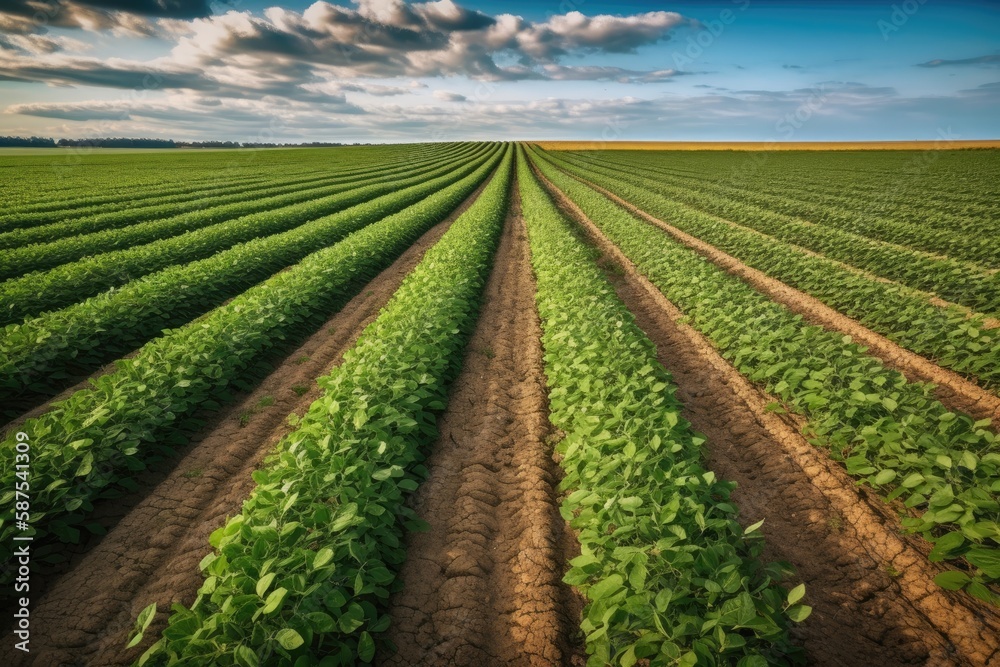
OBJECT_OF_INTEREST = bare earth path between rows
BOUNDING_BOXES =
[1,179,491,667]
[379,186,585,666]
[534,163,1000,667]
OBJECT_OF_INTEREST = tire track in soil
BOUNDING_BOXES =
[378,184,585,666]
[545,161,1000,426]
[534,165,1000,667]
[1,179,493,667]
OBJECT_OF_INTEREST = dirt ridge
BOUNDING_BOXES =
[379,183,584,666]
[533,162,1000,666]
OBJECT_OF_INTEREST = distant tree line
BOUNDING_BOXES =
[58,137,177,148]
[0,136,347,148]
[0,136,57,147]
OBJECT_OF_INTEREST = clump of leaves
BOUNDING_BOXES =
[237,409,254,427]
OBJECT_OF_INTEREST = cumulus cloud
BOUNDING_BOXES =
[514,11,688,62]
[916,54,1000,68]
[432,89,466,101]
[540,64,682,83]
[0,0,710,140]
[0,0,695,112]
[0,33,91,55]
[14,79,993,144]
[0,0,211,22]
[0,0,211,36]
[0,53,216,90]
[306,80,412,97]
[6,92,363,137]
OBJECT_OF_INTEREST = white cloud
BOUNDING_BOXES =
[515,11,688,62]
[10,80,995,143]
[432,89,466,102]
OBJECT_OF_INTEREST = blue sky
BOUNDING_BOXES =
[0,0,997,141]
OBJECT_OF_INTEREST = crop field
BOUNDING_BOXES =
[2,141,1000,667]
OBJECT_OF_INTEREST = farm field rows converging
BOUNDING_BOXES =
[1,142,999,667]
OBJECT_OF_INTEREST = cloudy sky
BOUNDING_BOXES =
[0,0,998,142]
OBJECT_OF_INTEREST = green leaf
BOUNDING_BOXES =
[744,519,764,535]
[338,602,365,633]
[256,573,276,597]
[965,548,1000,578]
[275,628,304,650]
[353,408,369,430]
[358,631,376,662]
[786,604,812,622]
[136,602,157,631]
[262,587,288,615]
[786,583,805,606]
[313,548,334,570]
[331,503,359,531]
[933,571,971,590]
[75,452,94,478]
[234,645,260,667]
[619,496,643,510]
[873,469,896,486]
[306,612,336,633]
[126,603,157,649]
[588,574,624,601]
[928,531,966,562]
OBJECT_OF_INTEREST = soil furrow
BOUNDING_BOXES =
[534,165,1000,667]
[379,184,584,666]
[547,163,1000,425]
[3,180,490,667]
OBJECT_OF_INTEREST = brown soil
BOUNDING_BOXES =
[534,164,1000,667]
[552,165,1000,427]
[1,180,489,667]
[378,184,585,666]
